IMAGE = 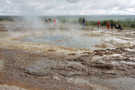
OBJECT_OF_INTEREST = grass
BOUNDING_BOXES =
[82,19,135,29]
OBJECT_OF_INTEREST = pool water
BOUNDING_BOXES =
[22,30,105,49]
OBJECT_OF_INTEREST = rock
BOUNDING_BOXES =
[24,59,58,76]
[91,56,103,62]
[66,61,86,71]
[24,59,87,77]
[92,63,114,70]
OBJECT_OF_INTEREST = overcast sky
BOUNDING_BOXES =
[0,0,135,15]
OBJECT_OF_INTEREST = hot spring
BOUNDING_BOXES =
[6,22,134,50]
[19,24,105,49]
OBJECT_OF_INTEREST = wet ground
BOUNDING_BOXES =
[0,21,135,90]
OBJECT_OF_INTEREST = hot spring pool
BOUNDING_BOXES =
[22,30,105,49]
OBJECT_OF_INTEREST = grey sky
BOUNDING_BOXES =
[0,0,135,15]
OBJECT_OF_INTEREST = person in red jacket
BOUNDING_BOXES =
[97,20,101,29]
[106,21,110,30]
[54,19,56,24]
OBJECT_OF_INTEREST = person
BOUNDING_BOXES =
[45,19,48,23]
[54,18,56,24]
[97,20,101,29]
[82,18,86,26]
[106,21,110,30]
[116,24,123,31]
[111,22,115,29]
[118,24,123,30]
[48,18,52,23]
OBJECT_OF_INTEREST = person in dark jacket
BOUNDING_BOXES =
[111,23,115,29]
[82,18,86,26]
[118,24,123,30]
[115,24,123,30]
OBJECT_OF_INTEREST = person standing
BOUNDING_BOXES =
[97,20,101,29]
[117,24,123,31]
[82,18,86,26]
[106,21,110,30]
[54,18,56,24]
[111,23,115,29]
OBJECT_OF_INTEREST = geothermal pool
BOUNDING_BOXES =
[1,22,135,51]
[22,29,105,49]
[18,27,135,50]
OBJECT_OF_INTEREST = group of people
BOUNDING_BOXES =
[97,21,123,30]
[45,18,57,24]
[45,17,123,31]
[79,18,123,31]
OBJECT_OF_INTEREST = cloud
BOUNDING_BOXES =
[0,0,135,15]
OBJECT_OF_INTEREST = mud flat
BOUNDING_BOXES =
[1,22,135,89]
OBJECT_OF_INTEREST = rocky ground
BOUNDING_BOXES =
[0,45,135,90]
[0,22,135,90]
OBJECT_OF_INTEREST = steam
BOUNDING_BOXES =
[13,16,45,30]
[4,0,47,32]
[3,0,102,49]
